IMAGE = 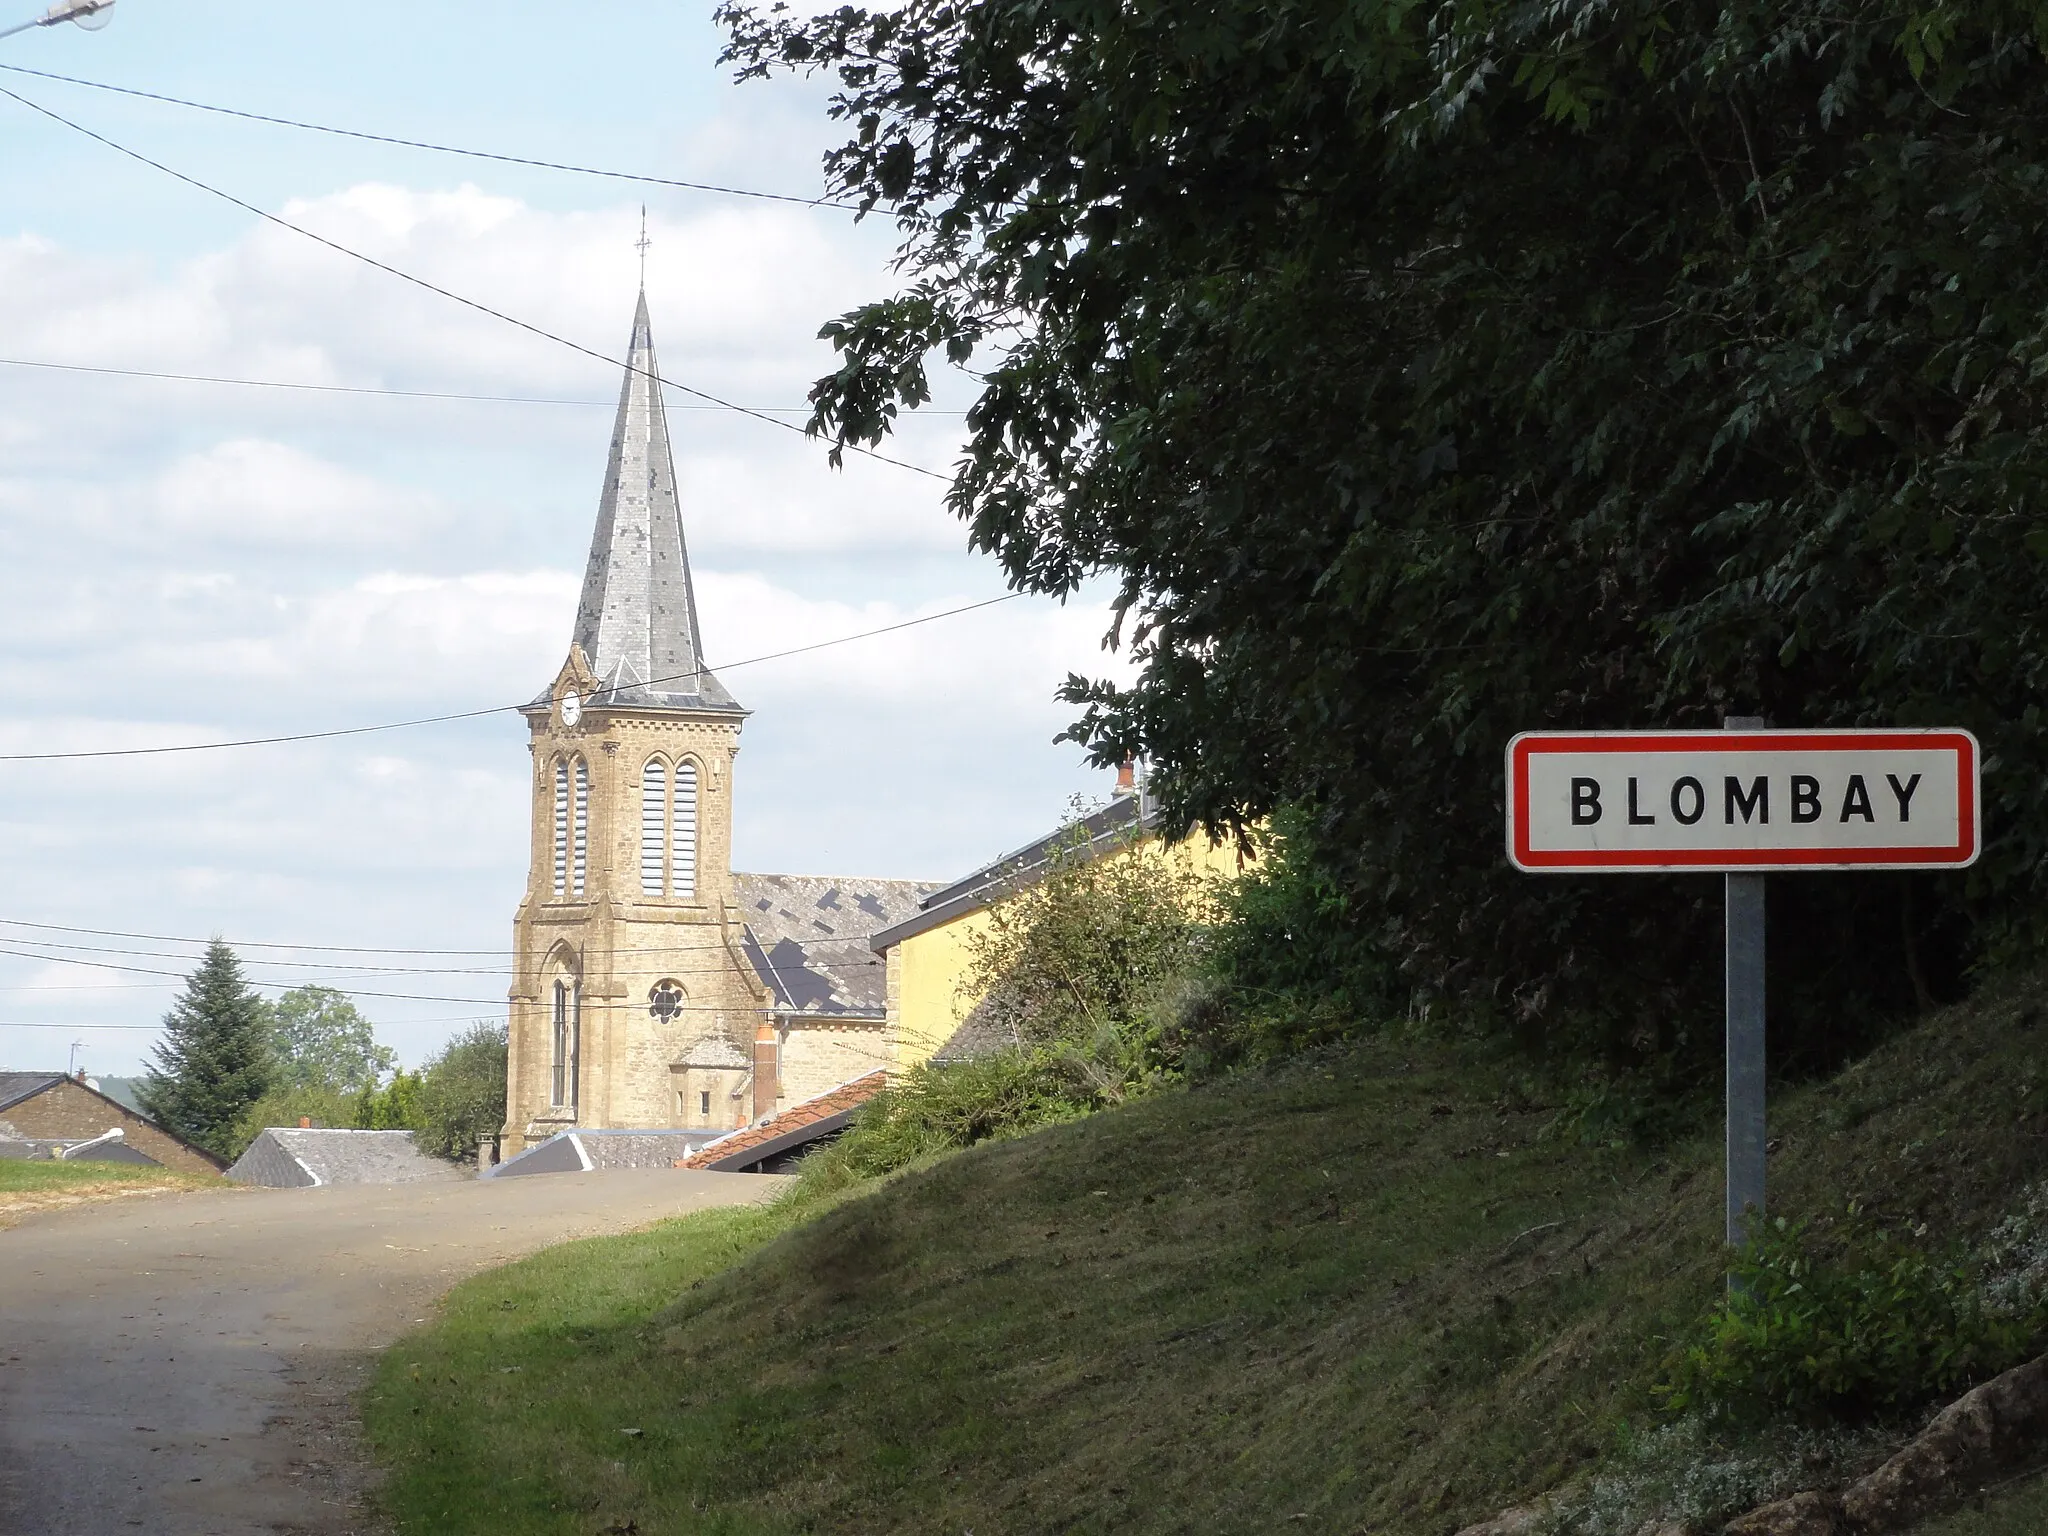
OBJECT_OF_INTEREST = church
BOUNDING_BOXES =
[497,292,937,1158]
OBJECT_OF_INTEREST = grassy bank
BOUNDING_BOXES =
[367,974,2048,1535]
[0,1157,217,1227]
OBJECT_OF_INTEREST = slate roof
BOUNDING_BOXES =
[869,794,1161,953]
[0,1072,62,1113]
[485,1128,729,1178]
[682,1069,885,1172]
[225,1128,463,1188]
[676,1033,750,1070]
[734,872,939,1020]
[538,291,741,717]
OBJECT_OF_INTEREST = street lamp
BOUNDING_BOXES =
[0,0,115,41]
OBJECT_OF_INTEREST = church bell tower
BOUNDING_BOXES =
[500,292,769,1154]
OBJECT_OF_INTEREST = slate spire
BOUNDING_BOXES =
[568,291,739,712]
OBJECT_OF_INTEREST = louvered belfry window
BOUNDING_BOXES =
[572,759,590,896]
[637,756,699,899]
[640,759,667,895]
[672,760,698,898]
[551,759,569,896]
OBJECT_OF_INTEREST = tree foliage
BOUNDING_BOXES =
[413,1023,507,1160]
[723,0,2048,1062]
[138,940,272,1159]
[265,984,394,1095]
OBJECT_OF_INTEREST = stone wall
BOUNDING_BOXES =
[779,1020,890,1106]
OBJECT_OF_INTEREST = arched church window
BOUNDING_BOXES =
[672,759,699,899]
[549,977,580,1109]
[551,759,569,897]
[640,759,667,895]
[572,758,590,896]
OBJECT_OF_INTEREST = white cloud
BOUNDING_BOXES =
[154,439,443,546]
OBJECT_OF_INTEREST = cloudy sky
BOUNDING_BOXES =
[0,0,1126,1073]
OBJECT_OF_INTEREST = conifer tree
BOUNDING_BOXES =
[138,939,272,1158]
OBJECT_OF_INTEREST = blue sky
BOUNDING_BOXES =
[0,1,1125,1073]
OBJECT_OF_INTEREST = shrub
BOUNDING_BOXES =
[1656,1214,2045,1426]
[960,811,1218,1096]
[791,1051,1086,1198]
[789,814,1219,1198]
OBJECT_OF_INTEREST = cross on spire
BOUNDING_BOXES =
[636,205,651,289]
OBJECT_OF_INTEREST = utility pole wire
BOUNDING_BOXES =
[0,593,1022,762]
[0,84,946,481]
[0,61,861,209]
[0,355,974,413]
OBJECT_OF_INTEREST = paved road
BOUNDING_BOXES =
[0,1170,776,1535]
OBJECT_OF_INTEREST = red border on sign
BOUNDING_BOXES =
[1505,730,1979,872]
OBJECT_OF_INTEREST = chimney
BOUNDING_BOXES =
[1113,756,1136,797]
[753,1022,780,1121]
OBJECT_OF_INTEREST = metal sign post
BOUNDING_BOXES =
[1505,724,1981,1249]
[1722,718,1767,1243]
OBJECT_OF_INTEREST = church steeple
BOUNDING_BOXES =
[567,291,739,713]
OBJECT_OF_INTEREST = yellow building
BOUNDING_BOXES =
[870,788,1245,1072]
[500,293,937,1158]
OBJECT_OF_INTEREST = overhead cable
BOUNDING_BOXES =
[0,61,859,209]
[0,357,782,410]
[0,930,877,978]
[0,592,1021,763]
[0,356,968,414]
[0,915,889,957]
[0,84,946,481]
[0,944,502,1004]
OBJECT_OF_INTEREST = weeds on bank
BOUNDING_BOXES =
[1656,1212,2048,1427]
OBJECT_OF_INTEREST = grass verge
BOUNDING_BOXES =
[0,1157,218,1227]
[1916,1465,2048,1535]
[367,972,2048,1535]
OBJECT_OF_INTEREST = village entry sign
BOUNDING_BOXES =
[1505,725,1981,1248]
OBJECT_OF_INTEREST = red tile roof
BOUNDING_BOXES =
[681,1068,886,1171]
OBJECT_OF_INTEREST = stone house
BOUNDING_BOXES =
[0,1072,224,1176]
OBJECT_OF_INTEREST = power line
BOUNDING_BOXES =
[0,355,971,415]
[0,592,1020,763]
[0,946,872,991]
[0,356,785,411]
[0,915,915,959]
[0,929,877,979]
[0,1015,495,1040]
[0,917,503,956]
[0,84,946,482]
[0,944,503,1003]
[0,61,860,210]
